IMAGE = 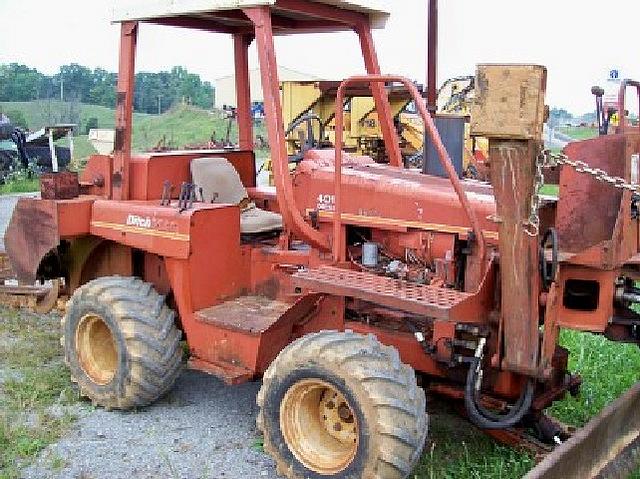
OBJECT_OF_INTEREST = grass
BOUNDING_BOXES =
[0,100,267,159]
[550,330,640,426]
[0,101,270,177]
[0,177,39,194]
[0,100,270,189]
[417,407,535,479]
[0,100,151,133]
[0,307,78,479]
[556,126,598,141]
[417,329,640,478]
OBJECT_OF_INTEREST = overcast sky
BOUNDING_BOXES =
[0,0,638,114]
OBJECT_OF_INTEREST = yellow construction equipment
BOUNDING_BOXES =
[282,80,424,163]
[272,77,489,179]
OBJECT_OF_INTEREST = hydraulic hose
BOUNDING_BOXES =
[464,338,535,429]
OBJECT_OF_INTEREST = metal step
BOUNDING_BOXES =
[292,266,475,320]
[195,295,291,336]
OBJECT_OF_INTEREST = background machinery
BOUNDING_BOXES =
[282,80,424,163]
[5,1,640,478]
[281,75,489,178]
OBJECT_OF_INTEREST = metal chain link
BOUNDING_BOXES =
[524,149,639,237]
[523,149,547,237]
[542,150,640,193]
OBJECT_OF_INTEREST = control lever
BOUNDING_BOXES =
[160,180,173,206]
[187,185,196,210]
[177,182,191,212]
[177,183,201,212]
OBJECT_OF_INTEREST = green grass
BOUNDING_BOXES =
[417,329,640,478]
[0,307,78,479]
[417,406,535,479]
[549,330,640,427]
[0,100,150,133]
[0,101,271,178]
[556,126,598,141]
[0,101,268,162]
[539,184,559,197]
[56,134,99,162]
[0,177,39,194]
[132,104,239,152]
[0,100,271,182]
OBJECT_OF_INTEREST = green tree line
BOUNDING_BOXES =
[0,63,214,114]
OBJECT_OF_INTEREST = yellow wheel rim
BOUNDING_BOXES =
[75,313,117,385]
[280,378,358,474]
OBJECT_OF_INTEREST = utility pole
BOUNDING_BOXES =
[157,94,162,115]
[60,77,64,102]
[427,0,438,115]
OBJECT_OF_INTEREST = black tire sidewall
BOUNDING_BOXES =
[65,295,130,400]
[263,364,372,479]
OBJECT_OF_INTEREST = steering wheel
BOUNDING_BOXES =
[539,228,558,289]
[285,114,325,163]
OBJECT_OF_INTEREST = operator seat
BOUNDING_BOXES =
[191,157,283,235]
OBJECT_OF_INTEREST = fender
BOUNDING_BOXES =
[4,197,93,282]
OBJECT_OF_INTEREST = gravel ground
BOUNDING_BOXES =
[22,371,279,479]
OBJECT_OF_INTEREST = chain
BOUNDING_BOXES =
[524,149,639,237]
[543,150,640,193]
[523,149,546,237]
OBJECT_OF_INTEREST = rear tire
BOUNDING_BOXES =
[257,330,427,479]
[62,276,182,409]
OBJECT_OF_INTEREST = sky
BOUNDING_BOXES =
[0,0,638,114]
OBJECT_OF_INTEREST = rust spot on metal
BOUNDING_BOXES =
[525,382,640,479]
[40,171,79,200]
[4,199,59,283]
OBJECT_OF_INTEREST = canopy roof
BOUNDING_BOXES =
[112,0,390,34]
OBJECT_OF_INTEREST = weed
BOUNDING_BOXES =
[0,175,39,195]
[251,436,265,452]
[0,307,78,478]
[49,452,66,471]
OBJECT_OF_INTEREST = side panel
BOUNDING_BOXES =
[90,200,194,258]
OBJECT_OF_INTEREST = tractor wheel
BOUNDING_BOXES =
[62,276,182,409]
[257,330,427,479]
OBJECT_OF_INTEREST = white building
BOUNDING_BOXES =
[214,66,321,108]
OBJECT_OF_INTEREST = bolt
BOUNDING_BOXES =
[326,401,335,409]
[338,404,352,422]
[333,422,342,432]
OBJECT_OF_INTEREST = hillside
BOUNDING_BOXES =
[0,101,248,160]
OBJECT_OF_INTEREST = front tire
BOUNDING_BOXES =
[62,276,182,409]
[257,330,427,479]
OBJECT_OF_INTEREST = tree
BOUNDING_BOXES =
[55,64,94,102]
[88,68,117,108]
[0,64,47,101]
[84,117,99,134]
[0,62,214,113]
